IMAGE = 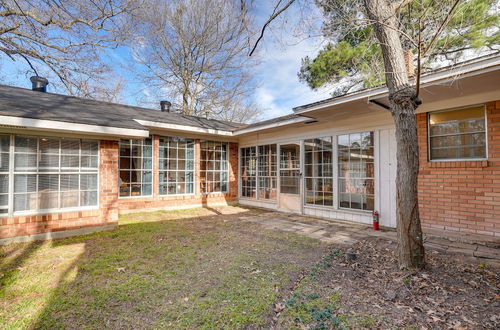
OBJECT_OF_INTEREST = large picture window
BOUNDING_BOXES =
[258,144,277,200]
[305,137,333,206]
[429,106,486,160]
[241,146,256,198]
[159,137,194,195]
[200,141,228,193]
[338,132,374,211]
[119,138,152,197]
[11,136,98,213]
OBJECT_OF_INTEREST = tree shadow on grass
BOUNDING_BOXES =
[12,206,323,329]
[25,207,269,329]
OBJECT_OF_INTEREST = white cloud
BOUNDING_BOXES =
[253,37,332,119]
[251,3,332,119]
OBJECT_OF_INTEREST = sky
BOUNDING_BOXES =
[0,0,332,121]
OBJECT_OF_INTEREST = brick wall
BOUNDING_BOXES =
[0,140,119,241]
[117,136,239,213]
[417,100,500,237]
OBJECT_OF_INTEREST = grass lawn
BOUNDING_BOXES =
[0,206,325,329]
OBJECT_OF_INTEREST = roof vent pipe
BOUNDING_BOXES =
[30,76,49,92]
[160,100,172,112]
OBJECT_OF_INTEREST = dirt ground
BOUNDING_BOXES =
[273,236,500,329]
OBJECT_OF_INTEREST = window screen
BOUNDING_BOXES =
[429,106,486,160]
[305,137,333,206]
[159,137,194,195]
[257,144,277,200]
[338,132,374,211]
[119,138,153,197]
[12,136,98,213]
[200,141,228,193]
[241,147,256,198]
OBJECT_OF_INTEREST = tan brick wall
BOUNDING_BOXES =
[417,101,500,237]
[0,140,119,240]
[117,136,239,213]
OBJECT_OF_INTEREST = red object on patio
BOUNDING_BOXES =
[372,211,380,230]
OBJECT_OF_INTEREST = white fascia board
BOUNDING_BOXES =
[0,115,150,138]
[134,119,234,136]
[293,55,500,114]
[233,116,313,135]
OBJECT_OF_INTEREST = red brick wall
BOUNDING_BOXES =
[417,101,500,237]
[117,136,239,213]
[0,140,119,240]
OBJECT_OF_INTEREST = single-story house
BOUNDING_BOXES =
[1,54,500,244]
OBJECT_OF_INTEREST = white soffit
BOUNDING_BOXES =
[134,119,234,136]
[0,115,150,138]
[233,116,313,136]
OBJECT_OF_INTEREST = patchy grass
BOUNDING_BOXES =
[0,206,324,329]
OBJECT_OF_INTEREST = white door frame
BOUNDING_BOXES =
[277,141,303,214]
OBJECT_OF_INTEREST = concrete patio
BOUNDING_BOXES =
[239,210,500,265]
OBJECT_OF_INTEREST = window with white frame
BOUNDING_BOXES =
[200,141,228,193]
[257,144,277,200]
[159,137,194,195]
[0,135,9,214]
[119,138,152,197]
[338,132,374,211]
[241,146,257,198]
[305,137,333,206]
[428,106,486,160]
[8,135,99,214]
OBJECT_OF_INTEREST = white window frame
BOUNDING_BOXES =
[118,137,153,199]
[336,131,375,212]
[0,134,100,217]
[427,105,487,162]
[238,143,278,201]
[158,136,195,196]
[200,140,229,194]
[304,137,334,207]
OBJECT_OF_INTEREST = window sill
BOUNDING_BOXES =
[425,160,488,168]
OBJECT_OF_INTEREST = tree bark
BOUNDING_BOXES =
[363,0,425,268]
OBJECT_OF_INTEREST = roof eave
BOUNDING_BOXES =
[293,54,500,114]
[0,115,149,138]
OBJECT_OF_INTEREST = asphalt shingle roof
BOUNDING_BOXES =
[0,84,242,131]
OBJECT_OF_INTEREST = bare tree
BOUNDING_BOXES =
[129,0,262,121]
[251,0,499,269]
[0,0,138,100]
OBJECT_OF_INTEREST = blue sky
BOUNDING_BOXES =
[0,1,332,120]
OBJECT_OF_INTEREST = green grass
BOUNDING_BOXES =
[0,206,323,329]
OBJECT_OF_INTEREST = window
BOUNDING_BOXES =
[159,137,194,195]
[0,135,10,214]
[305,137,333,206]
[429,106,486,160]
[257,144,277,200]
[119,138,152,197]
[200,141,228,193]
[241,146,256,198]
[10,136,98,213]
[338,132,374,211]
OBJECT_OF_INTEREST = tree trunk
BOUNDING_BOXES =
[390,88,425,269]
[364,0,425,268]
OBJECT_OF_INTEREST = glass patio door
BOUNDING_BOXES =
[278,143,301,213]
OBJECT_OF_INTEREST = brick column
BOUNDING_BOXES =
[99,140,119,223]
[229,142,239,198]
